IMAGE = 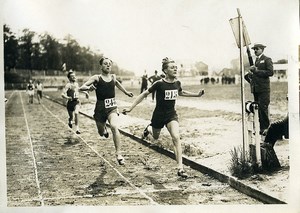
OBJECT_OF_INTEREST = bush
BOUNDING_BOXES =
[229,146,253,179]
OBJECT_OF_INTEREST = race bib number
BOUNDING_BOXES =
[165,90,178,100]
[104,98,117,108]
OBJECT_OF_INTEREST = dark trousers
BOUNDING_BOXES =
[152,91,156,101]
[140,85,147,94]
[254,92,270,131]
[264,115,289,146]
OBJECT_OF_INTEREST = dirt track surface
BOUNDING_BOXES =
[5,91,262,206]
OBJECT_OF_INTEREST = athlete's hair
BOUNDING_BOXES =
[162,57,175,72]
[67,71,74,79]
[99,57,113,65]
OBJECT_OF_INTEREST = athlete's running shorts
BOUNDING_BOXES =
[37,90,42,98]
[151,109,178,129]
[67,99,80,112]
[93,101,118,123]
[28,90,34,96]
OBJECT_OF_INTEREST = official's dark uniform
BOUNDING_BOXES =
[93,75,118,123]
[246,54,273,132]
[148,79,182,128]
[148,74,162,101]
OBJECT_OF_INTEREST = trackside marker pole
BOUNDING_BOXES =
[237,9,248,160]
[253,104,262,166]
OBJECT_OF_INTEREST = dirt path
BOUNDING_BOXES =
[79,94,289,203]
[5,91,261,206]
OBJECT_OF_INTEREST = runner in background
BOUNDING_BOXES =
[123,57,205,177]
[26,79,35,104]
[79,57,134,165]
[36,80,43,104]
[61,71,89,134]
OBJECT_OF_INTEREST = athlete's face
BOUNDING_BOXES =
[69,73,76,82]
[101,59,112,74]
[165,62,178,78]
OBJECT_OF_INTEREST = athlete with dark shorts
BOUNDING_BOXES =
[36,81,43,104]
[61,71,89,134]
[123,57,205,177]
[79,57,133,165]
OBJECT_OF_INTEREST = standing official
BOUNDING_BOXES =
[245,43,274,135]
[140,71,148,94]
[148,70,162,102]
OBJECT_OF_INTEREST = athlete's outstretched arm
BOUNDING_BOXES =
[122,90,150,114]
[115,80,134,97]
[79,75,98,92]
[179,89,205,97]
[79,90,90,99]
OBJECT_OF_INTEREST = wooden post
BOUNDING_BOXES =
[253,104,261,166]
[237,9,248,160]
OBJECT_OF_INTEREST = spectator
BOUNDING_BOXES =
[148,70,162,102]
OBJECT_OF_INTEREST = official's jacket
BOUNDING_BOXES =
[247,54,274,93]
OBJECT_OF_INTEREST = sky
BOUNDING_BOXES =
[1,0,299,75]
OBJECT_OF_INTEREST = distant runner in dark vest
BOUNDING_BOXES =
[79,57,133,165]
[123,57,205,178]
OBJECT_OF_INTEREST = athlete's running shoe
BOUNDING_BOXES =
[177,169,188,178]
[68,121,72,128]
[117,156,125,165]
[76,130,81,134]
[142,124,150,139]
[103,127,109,138]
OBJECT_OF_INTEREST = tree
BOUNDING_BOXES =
[31,42,42,70]
[39,33,61,70]
[17,29,36,73]
[3,24,19,71]
[61,34,82,71]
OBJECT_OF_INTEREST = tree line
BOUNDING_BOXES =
[3,24,133,76]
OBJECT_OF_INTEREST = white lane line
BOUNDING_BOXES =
[41,102,158,205]
[19,92,44,206]
[9,187,182,202]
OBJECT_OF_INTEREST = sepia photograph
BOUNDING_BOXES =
[1,0,299,212]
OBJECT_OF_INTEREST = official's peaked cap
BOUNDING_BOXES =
[251,43,266,49]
